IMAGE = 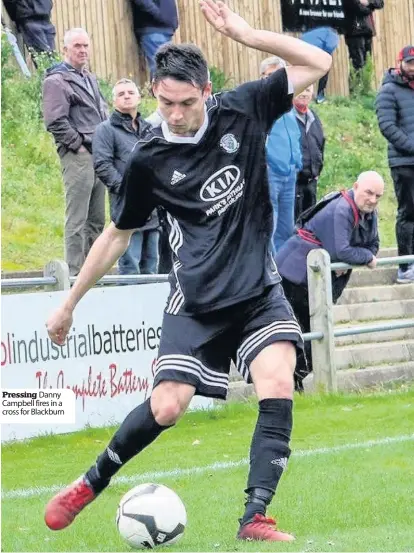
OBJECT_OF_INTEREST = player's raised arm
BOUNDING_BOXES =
[200,0,332,94]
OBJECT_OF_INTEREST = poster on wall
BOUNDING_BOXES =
[281,0,347,33]
[1,284,213,441]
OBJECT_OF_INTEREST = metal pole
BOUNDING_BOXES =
[307,249,337,392]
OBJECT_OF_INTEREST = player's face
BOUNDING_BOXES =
[353,180,384,213]
[153,78,212,136]
[113,83,140,113]
[401,59,414,78]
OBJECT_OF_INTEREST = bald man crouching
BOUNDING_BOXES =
[276,171,385,391]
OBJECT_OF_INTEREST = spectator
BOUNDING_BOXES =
[3,0,55,59]
[261,56,302,253]
[43,28,108,276]
[343,0,384,77]
[293,84,325,219]
[130,0,178,78]
[93,78,160,276]
[276,171,384,391]
[300,27,339,104]
[375,45,414,284]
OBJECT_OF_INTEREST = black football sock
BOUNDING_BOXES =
[85,399,171,493]
[240,398,293,526]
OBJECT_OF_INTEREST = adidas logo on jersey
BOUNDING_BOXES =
[171,170,186,186]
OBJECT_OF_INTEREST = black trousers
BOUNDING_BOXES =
[295,178,317,221]
[391,165,414,271]
[18,16,55,54]
[282,272,350,391]
[318,72,329,95]
[157,225,173,274]
[281,278,311,391]
[345,35,372,71]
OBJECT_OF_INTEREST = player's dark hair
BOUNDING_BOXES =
[154,43,209,89]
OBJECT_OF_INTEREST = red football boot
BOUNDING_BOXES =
[45,477,96,530]
[237,514,295,542]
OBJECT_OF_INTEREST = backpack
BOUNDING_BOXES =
[295,190,359,231]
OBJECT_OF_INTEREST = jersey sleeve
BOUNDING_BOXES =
[113,153,157,230]
[220,67,293,133]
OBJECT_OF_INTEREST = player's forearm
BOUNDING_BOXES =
[63,223,131,312]
[242,29,332,75]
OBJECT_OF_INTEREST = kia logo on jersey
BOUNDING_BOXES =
[200,165,241,202]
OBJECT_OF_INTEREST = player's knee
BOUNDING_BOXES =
[256,367,294,400]
[151,396,185,426]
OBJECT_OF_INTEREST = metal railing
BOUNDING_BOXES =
[2,255,414,393]
[306,251,414,391]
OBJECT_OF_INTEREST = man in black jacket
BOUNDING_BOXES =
[130,0,178,78]
[93,79,160,275]
[293,84,325,219]
[375,45,414,284]
[343,0,384,73]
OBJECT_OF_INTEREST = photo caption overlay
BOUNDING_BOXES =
[0,389,75,424]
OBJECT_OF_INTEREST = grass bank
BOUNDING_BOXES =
[1,40,396,271]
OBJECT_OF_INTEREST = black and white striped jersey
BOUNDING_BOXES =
[114,68,293,316]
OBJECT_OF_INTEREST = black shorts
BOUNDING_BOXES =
[154,284,304,400]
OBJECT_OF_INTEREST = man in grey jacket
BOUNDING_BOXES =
[376,45,414,283]
[42,28,108,275]
[93,79,160,275]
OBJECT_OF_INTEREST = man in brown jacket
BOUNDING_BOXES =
[43,27,108,275]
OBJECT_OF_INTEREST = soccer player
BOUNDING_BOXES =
[44,0,331,542]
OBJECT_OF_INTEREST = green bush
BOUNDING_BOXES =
[209,66,233,92]
[349,54,375,98]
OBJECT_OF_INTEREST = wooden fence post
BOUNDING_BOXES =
[43,260,70,291]
[307,249,337,392]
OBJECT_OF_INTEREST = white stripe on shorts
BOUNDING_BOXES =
[156,355,229,390]
[236,320,302,381]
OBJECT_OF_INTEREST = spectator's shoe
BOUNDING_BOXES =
[396,267,414,284]
[45,476,96,530]
[237,514,295,542]
[316,91,326,104]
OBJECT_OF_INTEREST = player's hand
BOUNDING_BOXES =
[46,305,73,345]
[200,0,252,43]
[367,256,377,269]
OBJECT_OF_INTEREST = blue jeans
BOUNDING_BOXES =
[268,167,297,253]
[140,32,173,77]
[118,230,160,275]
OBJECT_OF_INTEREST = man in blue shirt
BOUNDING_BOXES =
[261,56,302,252]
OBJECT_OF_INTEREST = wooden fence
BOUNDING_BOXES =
[4,0,414,94]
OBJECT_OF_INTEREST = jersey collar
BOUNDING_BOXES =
[161,105,208,144]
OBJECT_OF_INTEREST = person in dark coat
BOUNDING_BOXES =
[343,0,384,74]
[130,0,178,78]
[276,171,384,391]
[42,28,108,276]
[293,84,325,219]
[3,0,55,57]
[375,45,414,284]
[93,79,160,275]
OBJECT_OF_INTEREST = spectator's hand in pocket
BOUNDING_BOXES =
[335,269,349,277]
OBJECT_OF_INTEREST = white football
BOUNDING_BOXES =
[116,483,187,549]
